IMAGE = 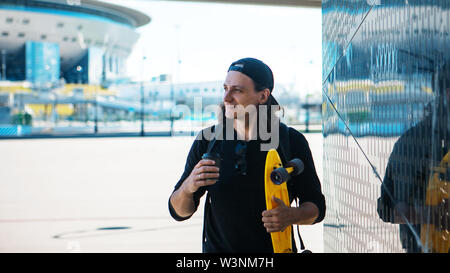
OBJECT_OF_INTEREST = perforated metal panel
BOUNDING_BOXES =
[322,0,449,253]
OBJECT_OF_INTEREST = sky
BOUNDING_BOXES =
[106,0,322,97]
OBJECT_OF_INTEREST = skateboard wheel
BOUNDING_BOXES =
[271,167,290,185]
[287,158,304,176]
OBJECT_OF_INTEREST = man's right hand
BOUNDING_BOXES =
[181,159,220,194]
[170,159,220,219]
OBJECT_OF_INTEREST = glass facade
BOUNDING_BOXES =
[322,0,449,252]
[25,41,60,88]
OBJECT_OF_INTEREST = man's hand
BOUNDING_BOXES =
[262,198,320,233]
[261,196,295,233]
[170,159,219,219]
[181,159,220,194]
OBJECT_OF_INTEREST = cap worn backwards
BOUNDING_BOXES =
[228,57,279,106]
[228,58,274,92]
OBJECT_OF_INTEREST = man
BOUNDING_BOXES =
[377,61,449,253]
[169,58,326,253]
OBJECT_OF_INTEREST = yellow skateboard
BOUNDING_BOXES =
[420,150,449,253]
[264,149,304,253]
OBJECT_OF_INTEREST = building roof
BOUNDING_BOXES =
[164,0,321,8]
[0,0,151,28]
[82,0,151,27]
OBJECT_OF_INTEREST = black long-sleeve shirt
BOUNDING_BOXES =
[169,125,326,253]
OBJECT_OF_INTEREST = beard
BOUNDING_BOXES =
[224,104,259,121]
[224,104,236,119]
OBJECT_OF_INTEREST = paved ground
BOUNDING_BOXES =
[0,133,323,253]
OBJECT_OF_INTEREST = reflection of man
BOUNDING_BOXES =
[377,62,449,253]
[168,58,326,253]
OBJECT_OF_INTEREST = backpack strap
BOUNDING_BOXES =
[278,123,294,196]
[278,122,291,165]
[206,124,222,153]
[207,125,216,153]
[278,122,307,252]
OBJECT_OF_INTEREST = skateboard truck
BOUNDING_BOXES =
[270,158,304,185]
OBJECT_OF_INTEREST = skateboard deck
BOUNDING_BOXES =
[420,150,449,253]
[264,149,293,253]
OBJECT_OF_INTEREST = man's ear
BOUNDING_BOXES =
[259,89,271,104]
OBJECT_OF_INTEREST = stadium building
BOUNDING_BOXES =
[0,0,150,86]
[0,0,150,134]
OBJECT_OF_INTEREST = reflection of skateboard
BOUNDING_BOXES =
[421,150,449,253]
[264,149,304,253]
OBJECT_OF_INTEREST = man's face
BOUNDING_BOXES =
[223,71,269,119]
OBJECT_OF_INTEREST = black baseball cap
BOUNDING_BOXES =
[228,58,280,107]
[228,57,274,92]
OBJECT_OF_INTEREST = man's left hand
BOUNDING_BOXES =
[262,196,295,233]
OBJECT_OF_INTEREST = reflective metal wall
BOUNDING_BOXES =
[322,0,449,253]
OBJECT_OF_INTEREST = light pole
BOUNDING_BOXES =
[140,77,144,136]
[140,55,148,136]
[171,25,181,136]
[94,85,98,134]
[170,77,174,136]
[1,50,6,81]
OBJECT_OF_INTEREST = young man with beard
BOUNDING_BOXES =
[169,58,326,253]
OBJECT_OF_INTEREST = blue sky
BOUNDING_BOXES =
[107,0,322,97]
